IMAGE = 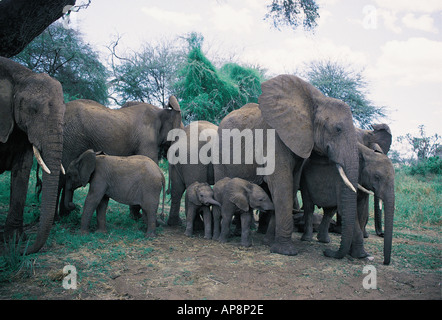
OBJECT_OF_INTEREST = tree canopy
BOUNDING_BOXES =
[303,59,386,129]
[176,44,263,125]
[13,22,109,105]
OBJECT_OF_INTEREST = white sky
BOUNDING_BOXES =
[68,0,442,154]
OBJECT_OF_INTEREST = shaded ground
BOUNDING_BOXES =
[0,220,440,300]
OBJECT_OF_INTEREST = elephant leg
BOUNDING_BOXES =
[358,193,370,238]
[96,196,109,233]
[263,211,275,246]
[130,205,142,220]
[317,208,335,243]
[257,210,271,234]
[301,190,314,242]
[348,194,370,258]
[240,210,253,247]
[167,167,185,226]
[219,206,234,243]
[202,206,212,240]
[80,184,105,233]
[184,203,197,237]
[212,205,221,240]
[4,147,33,241]
[142,201,158,238]
[266,158,298,256]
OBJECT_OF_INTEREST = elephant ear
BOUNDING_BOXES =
[371,124,392,154]
[78,150,97,187]
[167,96,181,112]
[0,79,14,143]
[258,75,315,159]
[187,183,201,206]
[229,182,250,212]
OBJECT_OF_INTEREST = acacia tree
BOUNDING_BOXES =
[108,36,186,107]
[304,59,386,129]
[13,22,109,105]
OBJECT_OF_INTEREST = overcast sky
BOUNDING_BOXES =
[69,0,442,154]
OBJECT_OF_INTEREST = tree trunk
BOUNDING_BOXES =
[0,0,76,57]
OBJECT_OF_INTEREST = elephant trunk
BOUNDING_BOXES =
[206,198,221,207]
[26,131,63,254]
[382,190,395,265]
[63,184,76,212]
[325,152,359,259]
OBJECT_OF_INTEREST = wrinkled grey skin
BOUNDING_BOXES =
[60,96,182,219]
[0,57,65,254]
[64,150,165,237]
[213,177,274,247]
[300,143,395,264]
[184,181,220,239]
[168,121,218,226]
[215,75,361,258]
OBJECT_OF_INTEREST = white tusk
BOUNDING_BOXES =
[378,199,383,211]
[336,164,356,193]
[33,145,51,175]
[61,164,66,175]
[358,184,374,195]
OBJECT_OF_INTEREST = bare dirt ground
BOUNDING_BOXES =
[0,221,440,300]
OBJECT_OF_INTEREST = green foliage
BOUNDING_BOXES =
[177,47,263,125]
[13,22,109,105]
[407,157,442,176]
[304,59,386,129]
[0,234,36,282]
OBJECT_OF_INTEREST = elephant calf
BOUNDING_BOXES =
[184,182,220,239]
[65,150,165,237]
[213,177,274,247]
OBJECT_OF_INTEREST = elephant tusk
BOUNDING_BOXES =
[358,184,374,195]
[33,146,51,175]
[379,199,383,210]
[336,165,356,193]
[61,164,66,175]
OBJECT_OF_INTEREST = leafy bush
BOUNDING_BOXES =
[408,157,442,176]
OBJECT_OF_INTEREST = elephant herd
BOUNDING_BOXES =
[0,57,395,265]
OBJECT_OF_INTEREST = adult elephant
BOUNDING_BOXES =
[300,143,395,264]
[0,57,65,254]
[356,123,392,237]
[214,74,362,258]
[167,120,218,226]
[60,97,183,216]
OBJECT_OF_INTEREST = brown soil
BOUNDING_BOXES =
[0,222,440,301]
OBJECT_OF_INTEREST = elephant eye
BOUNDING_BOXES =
[335,126,342,134]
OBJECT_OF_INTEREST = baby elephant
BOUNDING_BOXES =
[64,149,165,237]
[184,182,220,239]
[213,177,274,247]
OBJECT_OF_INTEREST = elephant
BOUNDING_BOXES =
[184,181,220,239]
[59,96,182,218]
[64,149,165,237]
[300,143,395,264]
[356,123,392,237]
[213,177,274,247]
[0,57,65,254]
[214,74,362,258]
[167,120,218,226]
